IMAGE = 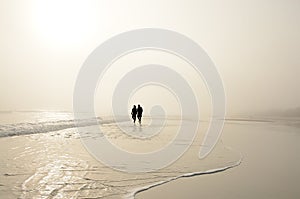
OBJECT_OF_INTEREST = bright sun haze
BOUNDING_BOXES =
[0,0,299,115]
[32,0,97,47]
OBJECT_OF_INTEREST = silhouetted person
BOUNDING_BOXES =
[131,105,137,123]
[137,104,143,124]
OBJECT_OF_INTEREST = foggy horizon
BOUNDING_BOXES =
[1,0,299,116]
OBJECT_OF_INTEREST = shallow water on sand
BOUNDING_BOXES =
[0,112,241,199]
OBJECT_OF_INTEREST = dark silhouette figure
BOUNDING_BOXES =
[137,104,143,124]
[131,105,137,123]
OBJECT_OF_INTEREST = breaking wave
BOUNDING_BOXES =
[0,117,105,137]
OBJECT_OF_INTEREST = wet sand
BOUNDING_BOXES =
[2,117,297,199]
[0,118,241,198]
[137,120,300,199]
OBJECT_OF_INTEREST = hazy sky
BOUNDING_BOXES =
[0,0,299,115]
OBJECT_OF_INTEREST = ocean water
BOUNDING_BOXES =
[0,111,104,137]
[0,111,241,198]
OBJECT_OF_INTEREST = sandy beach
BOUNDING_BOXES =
[1,113,299,198]
[137,118,300,199]
[0,114,242,199]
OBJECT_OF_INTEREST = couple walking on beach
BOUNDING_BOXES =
[131,104,143,124]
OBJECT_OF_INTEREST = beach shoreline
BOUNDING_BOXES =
[136,120,300,199]
[1,117,299,199]
[0,117,241,199]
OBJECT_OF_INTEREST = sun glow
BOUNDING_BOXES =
[33,0,97,47]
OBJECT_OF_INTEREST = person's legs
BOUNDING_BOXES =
[137,115,141,124]
[132,115,136,123]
